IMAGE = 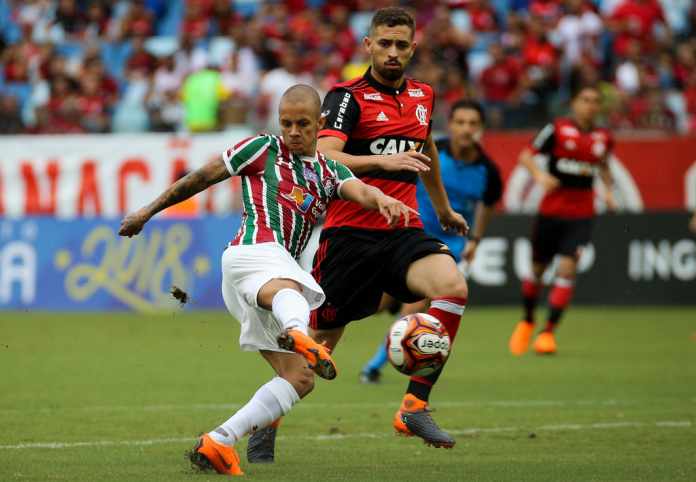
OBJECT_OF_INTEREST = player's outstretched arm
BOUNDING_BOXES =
[119,158,231,237]
[317,136,431,175]
[419,135,469,235]
[340,179,418,227]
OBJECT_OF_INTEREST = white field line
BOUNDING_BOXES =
[0,420,691,450]
[0,399,642,415]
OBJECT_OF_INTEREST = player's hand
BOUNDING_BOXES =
[605,190,618,212]
[118,208,151,237]
[377,195,419,227]
[535,172,560,192]
[438,209,469,236]
[461,239,479,263]
[378,151,431,173]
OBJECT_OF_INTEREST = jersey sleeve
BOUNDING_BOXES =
[318,88,361,142]
[530,122,555,154]
[327,159,357,199]
[482,160,504,207]
[222,135,271,176]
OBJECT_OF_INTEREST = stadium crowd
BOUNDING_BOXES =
[0,0,695,135]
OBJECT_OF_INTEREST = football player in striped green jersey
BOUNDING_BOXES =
[119,84,416,475]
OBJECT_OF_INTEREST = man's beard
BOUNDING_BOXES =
[375,62,404,81]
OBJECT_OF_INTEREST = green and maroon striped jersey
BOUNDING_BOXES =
[222,134,356,258]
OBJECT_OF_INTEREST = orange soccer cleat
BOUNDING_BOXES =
[534,331,557,355]
[277,329,337,380]
[393,394,455,448]
[509,321,534,356]
[189,434,244,476]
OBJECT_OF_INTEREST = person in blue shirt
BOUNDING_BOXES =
[360,99,503,383]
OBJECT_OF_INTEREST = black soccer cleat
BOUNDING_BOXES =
[393,394,456,448]
[247,425,277,463]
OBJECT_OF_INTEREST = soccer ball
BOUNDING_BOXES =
[386,313,450,376]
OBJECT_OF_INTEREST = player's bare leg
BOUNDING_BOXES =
[392,253,468,448]
[534,255,578,354]
[510,261,548,355]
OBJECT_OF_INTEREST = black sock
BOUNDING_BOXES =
[523,298,537,324]
[545,307,564,332]
[406,367,443,403]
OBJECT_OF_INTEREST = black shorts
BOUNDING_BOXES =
[310,227,455,329]
[531,215,593,264]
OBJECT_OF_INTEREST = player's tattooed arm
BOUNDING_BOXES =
[118,158,230,237]
[419,135,468,235]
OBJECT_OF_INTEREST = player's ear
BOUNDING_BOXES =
[363,36,372,53]
[318,114,326,131]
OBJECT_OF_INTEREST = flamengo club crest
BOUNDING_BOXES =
[416,104,428,126]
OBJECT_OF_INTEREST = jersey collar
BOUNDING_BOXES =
[442,139,486,165]
[364,67,407,96]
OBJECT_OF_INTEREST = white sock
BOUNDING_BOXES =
[272,288,309,335]
[209,377,299,446]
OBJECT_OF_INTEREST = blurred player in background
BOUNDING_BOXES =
[248,7,470,456]
[360,99,503,383]
[119,85,414,475]
[509,84,616,356]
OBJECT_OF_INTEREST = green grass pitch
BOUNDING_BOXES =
[1,307,695,481]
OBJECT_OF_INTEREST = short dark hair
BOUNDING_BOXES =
[571,83,601,101]
[369,7,415,37]
[449,99,486,124]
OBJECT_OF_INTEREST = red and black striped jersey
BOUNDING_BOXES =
[318,68,435,230]
[530,117,614,218]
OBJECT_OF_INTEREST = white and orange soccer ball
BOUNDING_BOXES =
[386,313,450,376]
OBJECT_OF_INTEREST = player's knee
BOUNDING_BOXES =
[433,276,468,300]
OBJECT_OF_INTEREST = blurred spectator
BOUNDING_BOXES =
[258,48,313,134]
[0,0,693,135]
[181,65,228,132]
[181,2,209,41]
[175,32,208,77]
[609,0,670,57]
[41,75,83,133]
[118,0,155,39]
[78,74,110,132]
[479,44,524,127]
[0,95,25,134]
[552,0,603,69]
[684,70,696,132]
[54,0,84,39]
[615,39,643,95]
[126,35,157,76]
[82,2,113,42]
[468,0,499,32]
[209,0,242,36]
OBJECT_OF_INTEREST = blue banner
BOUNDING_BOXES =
[0,217,241,311]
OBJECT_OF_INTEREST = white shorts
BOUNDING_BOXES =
[297,223,323,272]
[221,242,325,352]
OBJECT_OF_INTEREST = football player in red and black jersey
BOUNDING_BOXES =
[246,8,469,459]
[509,84,616,356]
[315,6,470,448]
